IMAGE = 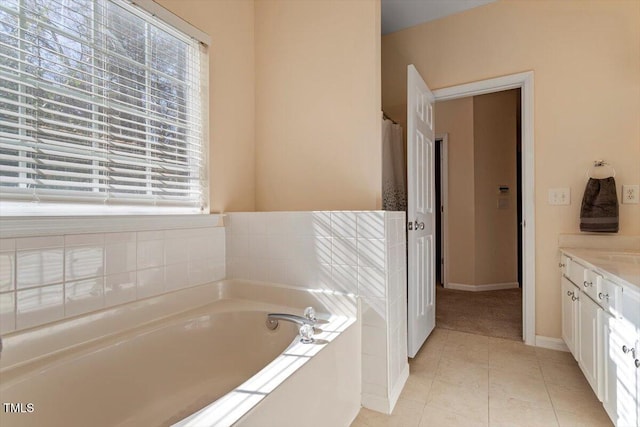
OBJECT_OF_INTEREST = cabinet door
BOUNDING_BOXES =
[610,318,639,427]
[578,293,600,396]
[599,310,616,421]
[562,277,579,356]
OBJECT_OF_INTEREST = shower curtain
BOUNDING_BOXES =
[382,115,406,211]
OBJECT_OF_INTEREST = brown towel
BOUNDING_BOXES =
[580,177,619,233]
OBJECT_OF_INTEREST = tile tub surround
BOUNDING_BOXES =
[225,211,408,414]
[0,226,225,334]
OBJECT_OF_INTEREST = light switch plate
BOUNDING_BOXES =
[622,185,639,204]
[548,188,570,205]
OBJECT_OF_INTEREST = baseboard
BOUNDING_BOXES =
[361,391,391,414]
[445,282,519,291]
[535,335,569,352]
[388,363,410,413]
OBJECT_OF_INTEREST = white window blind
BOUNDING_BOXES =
[0,0,208,215]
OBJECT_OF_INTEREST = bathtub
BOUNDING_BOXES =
[0,280,360,427]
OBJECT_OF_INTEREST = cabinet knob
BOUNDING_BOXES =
[571,295,578,302]
[622,345,637,359]
[583,280,593,288]
[567,290,573,297]
[598,292,609,301]
[558,262,566,268]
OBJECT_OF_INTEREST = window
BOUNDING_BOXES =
[0,0,208,215]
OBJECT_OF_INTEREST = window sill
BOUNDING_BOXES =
[0,214,224,239]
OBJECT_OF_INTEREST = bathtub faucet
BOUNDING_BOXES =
[266,307,318,343]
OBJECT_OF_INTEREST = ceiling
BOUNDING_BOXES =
[381,0,496,35]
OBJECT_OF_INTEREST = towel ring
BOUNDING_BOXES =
[585,160,616,179]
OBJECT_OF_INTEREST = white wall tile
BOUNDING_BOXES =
[164,237,189,265]
[332,238,357,266]
[137,267,165,298]
[267,259,290,284]
[17,249,64,288]
[358,239,385,269]
[137,239,164,269]
[362,353,388,387]
[137,230,164,241]
[362,381,388,398]
[165,262,189,291]
[362,325,388,356]
[248,214,268,235]
[104,232,135,244]
[248,235,268,259]
[0,239,16,251]
[357,212,385,239]
[104,272,136,307]
[358,266,386,299]
[105,241,136,275]
[331,212,357,238]
[0,292,15,333]
[361,297,386,328]
[288,212,313,236]
[65,277,104,317]
[225,212,252,233]
[65,233,104,247]
[331,265,358,294]
[227,234,249,258]
[267,235,292,260]
[16,284,64,329]
[188,258,214,286]
[0,251,15,292]
[209,231,225,261]
[187,236,209,261]
[267,212,291,235]
[65,246,104,281]
[311,212,332,237]
[16,236,64,250]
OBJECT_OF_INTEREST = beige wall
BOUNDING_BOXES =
[434,98,475,285]
[254,0,382,211]
[435,91,519,287]
[156,0,256,213]
[382,0,640,338]
[473,90,518,286]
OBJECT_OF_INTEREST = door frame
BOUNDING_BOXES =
[432,71,535,345]
[435,134,449,287]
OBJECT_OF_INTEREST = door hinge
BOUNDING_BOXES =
[407,222,413,231]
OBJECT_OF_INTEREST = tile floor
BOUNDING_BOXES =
[351,328,613,427]
[436,286,522,341]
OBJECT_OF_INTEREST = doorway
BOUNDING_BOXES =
[433,89,523,341]
[430,72,535,345]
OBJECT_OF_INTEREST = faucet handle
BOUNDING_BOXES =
[303,306,317,323]
[299,324,315,344]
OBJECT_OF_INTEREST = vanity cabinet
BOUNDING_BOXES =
[561,277,579,357]
[578,289,600,394]
[560,251,640,427]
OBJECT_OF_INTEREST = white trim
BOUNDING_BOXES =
[535,335,569,352]
[436,134,449,287]
[433,70,536,346]
[0,214,224,239]
[445,282,519,291]
[388,363,410,413]
[362,362,409,414]
[130,0,212,45]
[362,390,391,414]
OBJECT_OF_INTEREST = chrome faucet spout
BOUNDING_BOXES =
[267,313,314,327]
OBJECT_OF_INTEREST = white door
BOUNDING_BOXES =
[407,64,435,358]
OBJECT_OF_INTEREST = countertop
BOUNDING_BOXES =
[560,248,640,292]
